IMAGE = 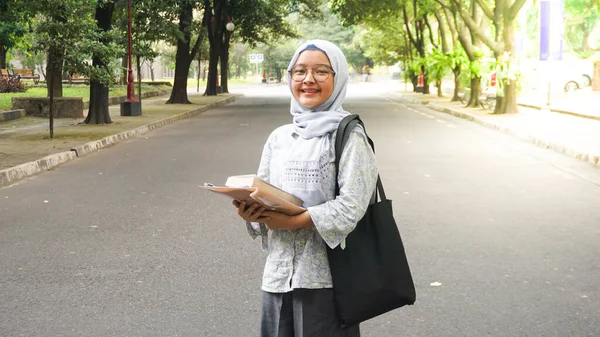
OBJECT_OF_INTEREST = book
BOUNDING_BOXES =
[201,174,305,216]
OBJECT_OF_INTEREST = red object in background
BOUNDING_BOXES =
[417,70,424,87]
[490,72,497,86]
[262,70,266,79]
[269,70,273,79]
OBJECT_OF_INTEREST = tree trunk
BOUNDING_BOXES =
[167,51,193,103]
[120,57,128,85]
[48,72,55,138]
[0,44,6,69]
[84,1,114,124]
[451,67,461,102]
[220,53,228,93]
[467,77,481,107]
[422,71,430,94]
[197,58,201,93]
[592,60,600,91]
[46,46,63,98]
[496,12,518,114]
[166,4,194,104]
[150,63,155,81]
[436,80,442,97]
[494,81,518,114]
[205,43,219,96]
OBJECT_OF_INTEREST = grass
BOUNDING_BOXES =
[0,84,171,111]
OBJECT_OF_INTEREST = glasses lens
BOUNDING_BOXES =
[291,66,307,82]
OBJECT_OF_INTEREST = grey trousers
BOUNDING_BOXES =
[260,288,360,337]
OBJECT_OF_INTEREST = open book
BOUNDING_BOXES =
[201,174,305,216]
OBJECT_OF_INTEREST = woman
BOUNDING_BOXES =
[233,40,378,337]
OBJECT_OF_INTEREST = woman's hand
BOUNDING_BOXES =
[262,210,314,230]
[232,200,271,223]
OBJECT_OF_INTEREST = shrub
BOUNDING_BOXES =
[0,77,28,93]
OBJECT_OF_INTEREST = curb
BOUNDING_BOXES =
[0,151,77,187]
[0,109,26,122]
[0,94,239,188]
[397,94,600,167]
[517,103,600,122]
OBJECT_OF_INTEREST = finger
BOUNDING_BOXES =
[256,216,271,222]
[246,203,261,215]
[250,208,266,221]
[232,200,241,207]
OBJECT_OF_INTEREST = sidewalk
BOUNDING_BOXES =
[391,90,600,167]
[0,92,239,187]
[517,88,600,121]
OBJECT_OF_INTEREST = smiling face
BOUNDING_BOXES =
[290,50,335,109]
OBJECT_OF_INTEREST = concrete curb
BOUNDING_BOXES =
[0,109,26,122]
[0,151,77,187]
[517,103,600,122]
[1,94,239,188]
[397,94,600,167]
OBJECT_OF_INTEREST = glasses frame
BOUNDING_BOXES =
[289,64,336,83]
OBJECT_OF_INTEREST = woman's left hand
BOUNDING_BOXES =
[262,210,314,230]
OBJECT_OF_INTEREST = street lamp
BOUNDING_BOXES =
[120,0,141,116]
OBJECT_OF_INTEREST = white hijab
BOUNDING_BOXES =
[287,40,350,139]
[282,40,351,208]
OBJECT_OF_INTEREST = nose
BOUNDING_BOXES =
[302,70,316,83]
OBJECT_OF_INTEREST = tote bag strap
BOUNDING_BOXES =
[334,114,387,202]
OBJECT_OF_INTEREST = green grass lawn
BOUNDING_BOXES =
[0,84,170,111]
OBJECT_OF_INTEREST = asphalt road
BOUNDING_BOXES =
[2,83,600,337]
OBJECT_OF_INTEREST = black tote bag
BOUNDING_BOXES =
[327,114,416,326]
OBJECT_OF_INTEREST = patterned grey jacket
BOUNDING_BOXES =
[247,123,378,293]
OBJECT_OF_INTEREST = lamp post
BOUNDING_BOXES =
[120,0,141,116]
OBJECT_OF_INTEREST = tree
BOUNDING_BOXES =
[297,5,366,72]
[166,0,205,104]
[230,43,249,78]
[26,0,96,137]
[84,0,117,125]
[0,0,27,69]
[447,0,528,114]
[331,0,436,93]
[438,1,488,107]
[208,0,321,95]
[564,0,600,58]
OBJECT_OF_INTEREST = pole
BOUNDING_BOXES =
[126,0,136,102]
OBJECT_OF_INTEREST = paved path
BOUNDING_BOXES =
[2,84,600,336]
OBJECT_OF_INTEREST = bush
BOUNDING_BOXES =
[0,77,27,93]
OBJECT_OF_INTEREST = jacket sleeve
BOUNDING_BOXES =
[307,128,378,249]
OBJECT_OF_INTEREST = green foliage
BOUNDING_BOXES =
[295,5,365,71]
[494,53,522,97]
[564,0,600,57]
[425,50,450,83]
[0,76,27,93]
[0,0,27,51]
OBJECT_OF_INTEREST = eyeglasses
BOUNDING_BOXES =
[289,64,335,83]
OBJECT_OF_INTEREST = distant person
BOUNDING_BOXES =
[233,39,378,336]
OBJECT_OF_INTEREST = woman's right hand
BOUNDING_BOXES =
[232,200,271,223]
